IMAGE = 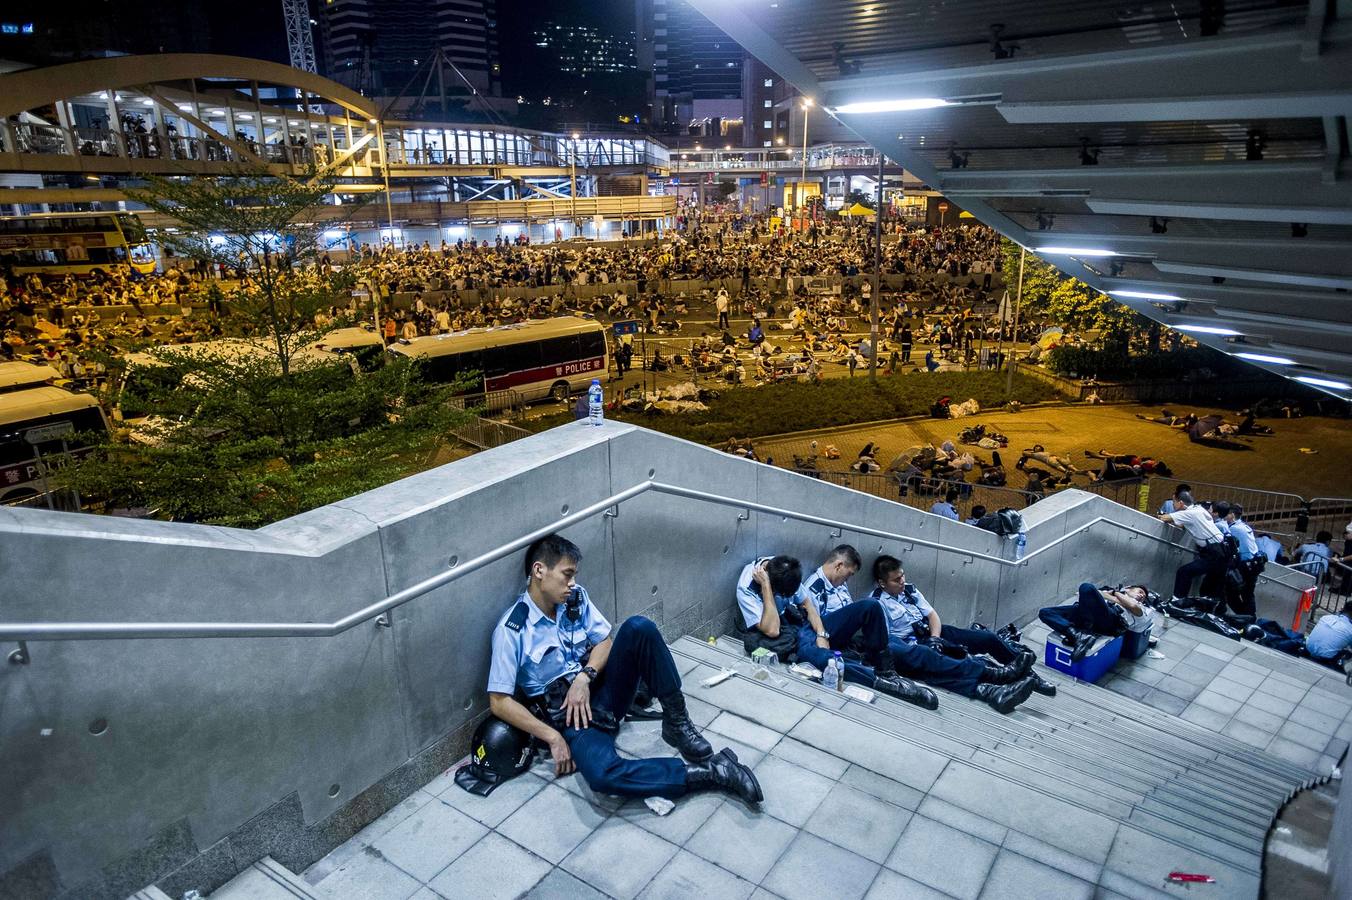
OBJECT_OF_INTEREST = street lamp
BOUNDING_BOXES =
[570,131,580,237]
[799,97,813,214]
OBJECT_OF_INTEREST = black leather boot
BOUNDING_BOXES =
[871,650,899,680]
[660,692,713,763]
[875,675,940,710]
[979,653,1033,685]
[1068,630,1100,663]
[975,676,1035,714]
[1027,671,1058,697]
[685,748,763,804]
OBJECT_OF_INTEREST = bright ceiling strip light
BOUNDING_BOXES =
[1035,246,1119,257]
[1295,376,1352,390]
[1109,290,1184,301]
[830,98,950,114]
[1174,324,1242,336]
[1234,352,1296,365]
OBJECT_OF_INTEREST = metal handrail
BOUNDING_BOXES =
[0,481,1195,642]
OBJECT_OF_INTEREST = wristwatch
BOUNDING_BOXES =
[580,666,598,682]
[816,630,830,640]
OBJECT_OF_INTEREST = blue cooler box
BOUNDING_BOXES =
[1121,626,1152,660]
[1045,633,1123,682]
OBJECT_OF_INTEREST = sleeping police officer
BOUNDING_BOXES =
[791,544,939,709]
[869,555,1041,714]
[482,533,762,804]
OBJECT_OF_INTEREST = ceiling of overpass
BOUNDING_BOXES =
[687,0,1352,398]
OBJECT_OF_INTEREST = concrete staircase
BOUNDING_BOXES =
[669,632,1321,897]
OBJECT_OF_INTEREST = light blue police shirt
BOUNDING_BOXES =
[930,501,960,521]
[1256,535,1285,562]
[736,557,798,630]
[1306,613,1352,660]
[487,586,612,698]
[869,585,934,644]
[1294,542,1333,578]
[797,566,852,616]
[1229,520,1258,560]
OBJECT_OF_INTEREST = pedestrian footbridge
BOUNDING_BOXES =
[1,422,1345,899]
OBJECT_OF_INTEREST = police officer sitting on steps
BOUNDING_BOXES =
[480,534,762,804]
[869,555,1045,714]
[734,554,804,660]
[789,544,939,709]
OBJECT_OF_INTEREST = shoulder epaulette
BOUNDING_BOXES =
[810,576,828,597]
[504,602,529,633]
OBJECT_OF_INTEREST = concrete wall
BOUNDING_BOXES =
[0,422,1231,898]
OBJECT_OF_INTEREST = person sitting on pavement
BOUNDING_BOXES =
[869,555,1049,713]
[734,555,804,660]
[1247,601,1352,671]
[788,545,939,708]
[483,533,761,804]
[1038,582,1153,662]
[929,488,960,521]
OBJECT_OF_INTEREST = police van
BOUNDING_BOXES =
[0,386,108,506]
[387,317,608,403]
[0,360,61,394]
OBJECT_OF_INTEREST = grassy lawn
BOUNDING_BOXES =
[528,371,1065,444]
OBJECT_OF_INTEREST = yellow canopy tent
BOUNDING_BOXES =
[845,202,876,218]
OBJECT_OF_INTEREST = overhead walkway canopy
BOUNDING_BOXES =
[0,55,668,183]
[687,0,1352,399]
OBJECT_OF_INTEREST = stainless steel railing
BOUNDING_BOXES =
[0,481,1197,643]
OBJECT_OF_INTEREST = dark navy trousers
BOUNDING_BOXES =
[561,616,687,799]
[796,599,891,686]
[888,639,985,697]
[1038,583,1123,638]
[939,625,1020,664]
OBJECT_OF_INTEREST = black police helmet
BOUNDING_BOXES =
[454,717,536,797]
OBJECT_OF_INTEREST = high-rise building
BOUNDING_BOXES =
[635,0,742,132]
[319,0,498,99]
[532,22,636,76]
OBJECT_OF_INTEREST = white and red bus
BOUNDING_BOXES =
[387,317,608,402]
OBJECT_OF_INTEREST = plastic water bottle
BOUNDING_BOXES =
[1015,532,1028,561]
[833,652,846,691]
[587,378,604,426]
[822,651,841,691]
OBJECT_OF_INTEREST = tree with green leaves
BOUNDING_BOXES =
[58,166,478,525]
[1000,238,1148,346]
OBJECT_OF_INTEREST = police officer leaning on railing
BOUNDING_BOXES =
[455,533,762,804]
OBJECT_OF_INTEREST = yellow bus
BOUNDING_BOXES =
[388,317,609,402]
[0,211,156,279]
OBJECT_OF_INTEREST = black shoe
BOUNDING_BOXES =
[871,651,899,680]
[1069,630,1100,663]
[996,622,1023,643]
[685,748,763,804]
[975,677,1036,714]
[1028,671,1058,697]
[875,675,940,710]
[1244,625,1264,642]
[660,692,714,763]
[980,654,1033,685]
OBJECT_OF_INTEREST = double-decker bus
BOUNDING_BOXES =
[0,386,109,506]
[387,317,608,402]
[0,212,156,279]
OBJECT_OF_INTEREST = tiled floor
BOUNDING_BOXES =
[294,620,1311,900]
[1019,614,1352,775]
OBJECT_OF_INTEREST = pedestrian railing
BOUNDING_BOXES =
[0,480,1195,642]
[791,468,1040,517]
[450,415,533,451]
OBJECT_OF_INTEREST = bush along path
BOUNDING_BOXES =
[529,370,1065,445]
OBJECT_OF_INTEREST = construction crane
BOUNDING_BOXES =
[281,0,318,74]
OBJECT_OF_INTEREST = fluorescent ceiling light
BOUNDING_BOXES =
[831,98,950,115]
[1174,324,1242,336]
[1295,376,1351,390]
[1035,246,1118,257]
[1234,352,1296,365]
[1109,290,1183,301]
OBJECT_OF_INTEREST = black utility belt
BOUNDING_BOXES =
[527,675,619,734]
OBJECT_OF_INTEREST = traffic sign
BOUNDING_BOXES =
[612,320,640,335]
[25,422,74,444]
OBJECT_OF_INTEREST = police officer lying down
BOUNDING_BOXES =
[471,533,762,804]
